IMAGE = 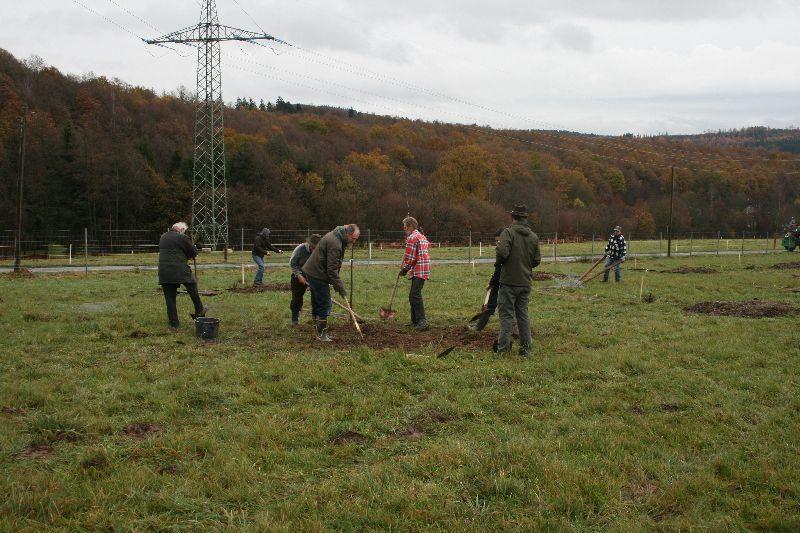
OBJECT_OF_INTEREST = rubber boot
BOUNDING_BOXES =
[414,319,429,332]
[316,319,333,342]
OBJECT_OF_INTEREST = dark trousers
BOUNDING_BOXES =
[409,277,426,324]
[497,284,531,352]
[290,274,308,321]
[161,282,204,327]
[603,256,622,282]
[307,276,332,320]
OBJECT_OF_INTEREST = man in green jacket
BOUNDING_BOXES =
[494,205,541,356]
[301,224,360,341]
[157,222,207,332]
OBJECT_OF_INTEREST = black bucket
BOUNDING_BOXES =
[195,317,220,340]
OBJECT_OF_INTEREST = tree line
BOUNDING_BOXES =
[1,49,798,240]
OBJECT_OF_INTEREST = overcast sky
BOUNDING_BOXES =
[3,0,800,134]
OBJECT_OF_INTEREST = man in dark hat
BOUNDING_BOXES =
[494,205,541,356]
[602,225,627,282]
[252,228,283,286]
[157,222,207,332]
[289,233,322,326]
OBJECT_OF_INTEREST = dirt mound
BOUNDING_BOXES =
[2,406,27,416]
[664,267,718,274]
[532,271,567,281]
[228,283,290,293]
[330,430,368,445]
[129,330,149,338]
[122,423,163,438]
[771,262,800,270]
[295,323,494,352]
[391,425,424,440]
[21,444,55,459]
[685,300,799,318]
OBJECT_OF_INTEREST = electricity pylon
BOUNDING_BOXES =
[146,0,287,250]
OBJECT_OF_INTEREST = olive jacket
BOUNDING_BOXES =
[496,221,541,287]
[301,226,349,296]
[158,230,198,285]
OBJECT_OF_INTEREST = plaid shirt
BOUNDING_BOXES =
[401,230,431,279]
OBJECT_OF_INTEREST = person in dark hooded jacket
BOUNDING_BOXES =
[158,222,207,331]
[252,228,283,286]
[494,205,541,357]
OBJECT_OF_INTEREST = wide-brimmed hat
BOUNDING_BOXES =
[613,225,622,232]
[510,205,529,217]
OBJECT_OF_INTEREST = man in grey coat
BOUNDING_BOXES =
[158,222,207,332]
[494,205,541,357]
[301,224,360,341]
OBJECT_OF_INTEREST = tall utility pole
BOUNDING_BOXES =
[146,0,287,251]
[13,105,31,273]
[667,165,675,258]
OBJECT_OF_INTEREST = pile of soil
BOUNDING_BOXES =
[532,271,567,281]
[293,323,494,352]
[664,267,718,274]
[122,423,163,438]
[770,261,800,270]
[228,283,291,293]
[684,300,799,318]
[330,430,368,445]
[22,444,55,459]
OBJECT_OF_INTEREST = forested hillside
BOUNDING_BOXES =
[1,49,798,238]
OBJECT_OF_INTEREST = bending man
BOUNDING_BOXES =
[252,228,283,286]
[158,222,207,332]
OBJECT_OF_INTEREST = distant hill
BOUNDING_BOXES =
[1,48,798,239]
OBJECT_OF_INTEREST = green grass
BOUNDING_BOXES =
[1,254,799,529]
[4,235,785,268]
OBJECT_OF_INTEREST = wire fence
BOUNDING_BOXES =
[0,228,790,269]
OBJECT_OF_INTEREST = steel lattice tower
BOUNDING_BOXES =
[146,0,286,249]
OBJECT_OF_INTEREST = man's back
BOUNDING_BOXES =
[496,222,541,287]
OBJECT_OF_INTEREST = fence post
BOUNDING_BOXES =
[367,228,372,262]
[689,232,693,257]
[468,230,472,265]
[591,233,595,258]
[741,231,745,255]
[479,241,482,257]
[84,227,88,274]
[69,243,72,265]
[717,231,720,255]
[553,231,558,262]
[241,228,245,285]
[765,232,769,254]
[659,232,662,256]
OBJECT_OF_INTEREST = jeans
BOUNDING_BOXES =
[409,277,426,324]
[161,282,204,327]
[252,253,265,284]
[307,276,332,320]
[290,274,308,321]
[603,256,622,282]
[497,284,531,353]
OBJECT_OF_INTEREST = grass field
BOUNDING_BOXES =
[3,235,786,269]
[1,254,799,529]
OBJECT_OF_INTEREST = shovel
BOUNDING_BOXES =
[468,288,492,322]
[335,296,364,339]
[583,259,624,284]
[333,299,366,324]
[578,255,605,283]
[379,273,401,320]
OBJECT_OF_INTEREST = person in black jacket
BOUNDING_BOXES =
[158,222,207,331]
[252,228,283,286]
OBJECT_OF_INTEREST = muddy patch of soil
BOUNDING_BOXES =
[22,444,55,459]
[684,300,799,318]
[228,283,291,293]
[660,403,682,412]
[532,271,567,281]
[2,406,27,417]
[129,330,149,339]
[122,423,163,439]
[330,430,368,445]
[296,323,494,352]
[771,261,800,270]
[158,464,180,475]
[664,267,718,274]
[392,425,424,440]
[642,293,656,303]
[423,409,457,423]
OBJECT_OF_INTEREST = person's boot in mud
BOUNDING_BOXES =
[315,319,333,342]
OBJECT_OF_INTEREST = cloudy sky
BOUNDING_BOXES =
[3,0,800,134]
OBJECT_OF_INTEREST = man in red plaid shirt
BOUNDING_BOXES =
[399,216,431,331]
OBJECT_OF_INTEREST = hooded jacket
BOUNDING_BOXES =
[252,228,281,257]
[496,221,541,287]
[301,226,349,296]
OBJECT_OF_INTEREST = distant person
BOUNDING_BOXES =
[399,216,431,331]
[302,224,360,341]
[494,205,541,357]
[289,233,322,326]
[157,222,207,332]
[252,228,283,286]
[603,226,627,282]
